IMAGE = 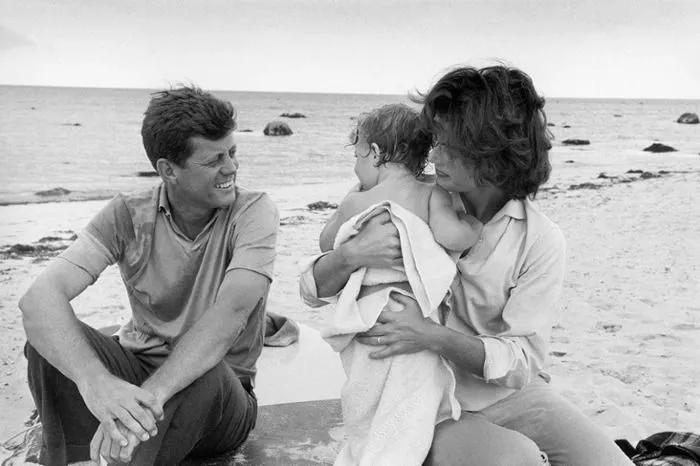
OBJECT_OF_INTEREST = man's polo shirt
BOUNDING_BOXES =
[300,196,565,411]
[60,183,279,384]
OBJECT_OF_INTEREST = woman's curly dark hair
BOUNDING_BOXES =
[415,65,552,199]
[349,103,432,177]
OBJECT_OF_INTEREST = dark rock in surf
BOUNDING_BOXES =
[263,121,293,136]
[562,139,590,146]
[280,112,307,119]
[136,171,159,177]
[643,143,677,153]
[35,187,71,197]
[676,112,699,124]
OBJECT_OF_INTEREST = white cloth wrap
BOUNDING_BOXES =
[321,201,462,466]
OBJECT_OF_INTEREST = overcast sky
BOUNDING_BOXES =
[1,0,698,98]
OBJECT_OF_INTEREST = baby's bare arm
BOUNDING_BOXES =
[428,185,482,252]
[319,190,374,252]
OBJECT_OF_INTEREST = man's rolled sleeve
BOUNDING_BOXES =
[58,196,127,281]
[298,252,337,308]
[58,233,116,282]
[226,195,279,281]
[481,227,566,388]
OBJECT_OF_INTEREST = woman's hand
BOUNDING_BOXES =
[356,293,440,359]
[340,211,403,270]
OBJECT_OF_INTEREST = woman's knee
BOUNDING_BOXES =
[426,418,545,466]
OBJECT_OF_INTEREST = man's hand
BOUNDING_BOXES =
[356,293,439,358]
[341,211,402,270]
[78,373,163,446]
[90,419,141,464]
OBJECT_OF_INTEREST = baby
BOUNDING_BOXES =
[319,103,482,466]
[320,103,481,253]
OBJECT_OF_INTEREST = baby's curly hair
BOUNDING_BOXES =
[415,65,552,199]
[350,103,432,177]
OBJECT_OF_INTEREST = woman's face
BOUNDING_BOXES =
[428,136,477,193]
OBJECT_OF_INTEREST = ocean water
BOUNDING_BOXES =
[0,85,698,210]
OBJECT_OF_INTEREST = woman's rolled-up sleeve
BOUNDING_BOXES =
[298,252,339,308]
[480,226,566,388]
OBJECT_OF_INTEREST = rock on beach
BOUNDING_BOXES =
[263,121,293,136]
[280,112,307,119]
[562,139,590,146]
[34,187,71,197]
[643,143,677,153]
[676,112,699,124]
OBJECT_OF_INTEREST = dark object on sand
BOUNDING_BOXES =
[562,124,571,128]
[61,122,82,127]
[569,182,602,191]
[238,129,254,133]
[615,430,700,464]
[564,160,575,164]
[676,112,699,124]
[263,121,293,136]
[614,114,622,117]
[639,171,661,179]
[598,172,616,179]
[547,123,555,127]
[280,112,307,119]
[643,143,677,153]
[35,187,71,197]
[136,171,159,177]
[562,139,590,146]
[307,201,338,211]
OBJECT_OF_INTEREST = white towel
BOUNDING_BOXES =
[321,201,461,466]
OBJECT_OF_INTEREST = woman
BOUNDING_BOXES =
[300,65,633,466]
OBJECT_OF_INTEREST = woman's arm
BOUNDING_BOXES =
[356,294,487,376]
[310,211,403,298]
[358,226,566,388]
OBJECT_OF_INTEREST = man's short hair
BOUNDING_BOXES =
[416,65,552,199]
[141,86,237,168]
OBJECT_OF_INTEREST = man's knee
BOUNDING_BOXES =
[24,341,52,376]
[175,362,243,409]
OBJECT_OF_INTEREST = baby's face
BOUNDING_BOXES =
[353,133,379,190]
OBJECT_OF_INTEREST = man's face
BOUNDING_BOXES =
[174,132,239,210]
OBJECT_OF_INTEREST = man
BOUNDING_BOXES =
[19,86,279,465]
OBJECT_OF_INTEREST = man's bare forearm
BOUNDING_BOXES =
[20,287,110,386]
[141,305,248,404]
[313,244,358,298]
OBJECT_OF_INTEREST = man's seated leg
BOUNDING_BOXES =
[131,361,257,465]
[25,321,153,466]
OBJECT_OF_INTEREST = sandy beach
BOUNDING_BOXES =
[1,150,699,459]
